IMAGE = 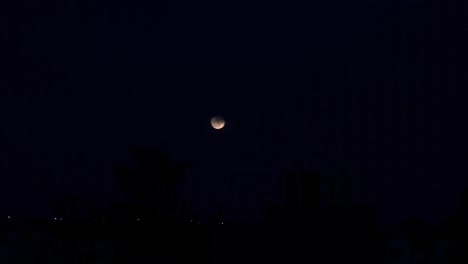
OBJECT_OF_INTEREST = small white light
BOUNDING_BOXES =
[221,222,224,225]
[137,218,140,221]
[54,218,57,220]
[7,216,10,219]
[60,218,63,221]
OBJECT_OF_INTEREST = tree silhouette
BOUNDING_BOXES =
[115,147,191,223]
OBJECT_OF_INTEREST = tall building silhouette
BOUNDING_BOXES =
[285,168,320,214]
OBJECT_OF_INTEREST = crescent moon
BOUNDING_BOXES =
[211,116,225,130]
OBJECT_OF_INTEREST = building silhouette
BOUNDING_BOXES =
[285,168,320,219]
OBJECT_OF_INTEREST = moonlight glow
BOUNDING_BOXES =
[211,116,225,129]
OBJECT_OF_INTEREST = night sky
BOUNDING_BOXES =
[1,0,465,225]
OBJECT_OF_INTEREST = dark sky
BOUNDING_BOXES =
[1,0,465,224]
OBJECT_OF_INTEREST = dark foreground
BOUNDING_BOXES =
[0,216,459,264]
[0,218,381,264]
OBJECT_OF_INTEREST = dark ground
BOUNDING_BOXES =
[0,209,457,264]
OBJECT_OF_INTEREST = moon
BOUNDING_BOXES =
[211,116,225,130]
